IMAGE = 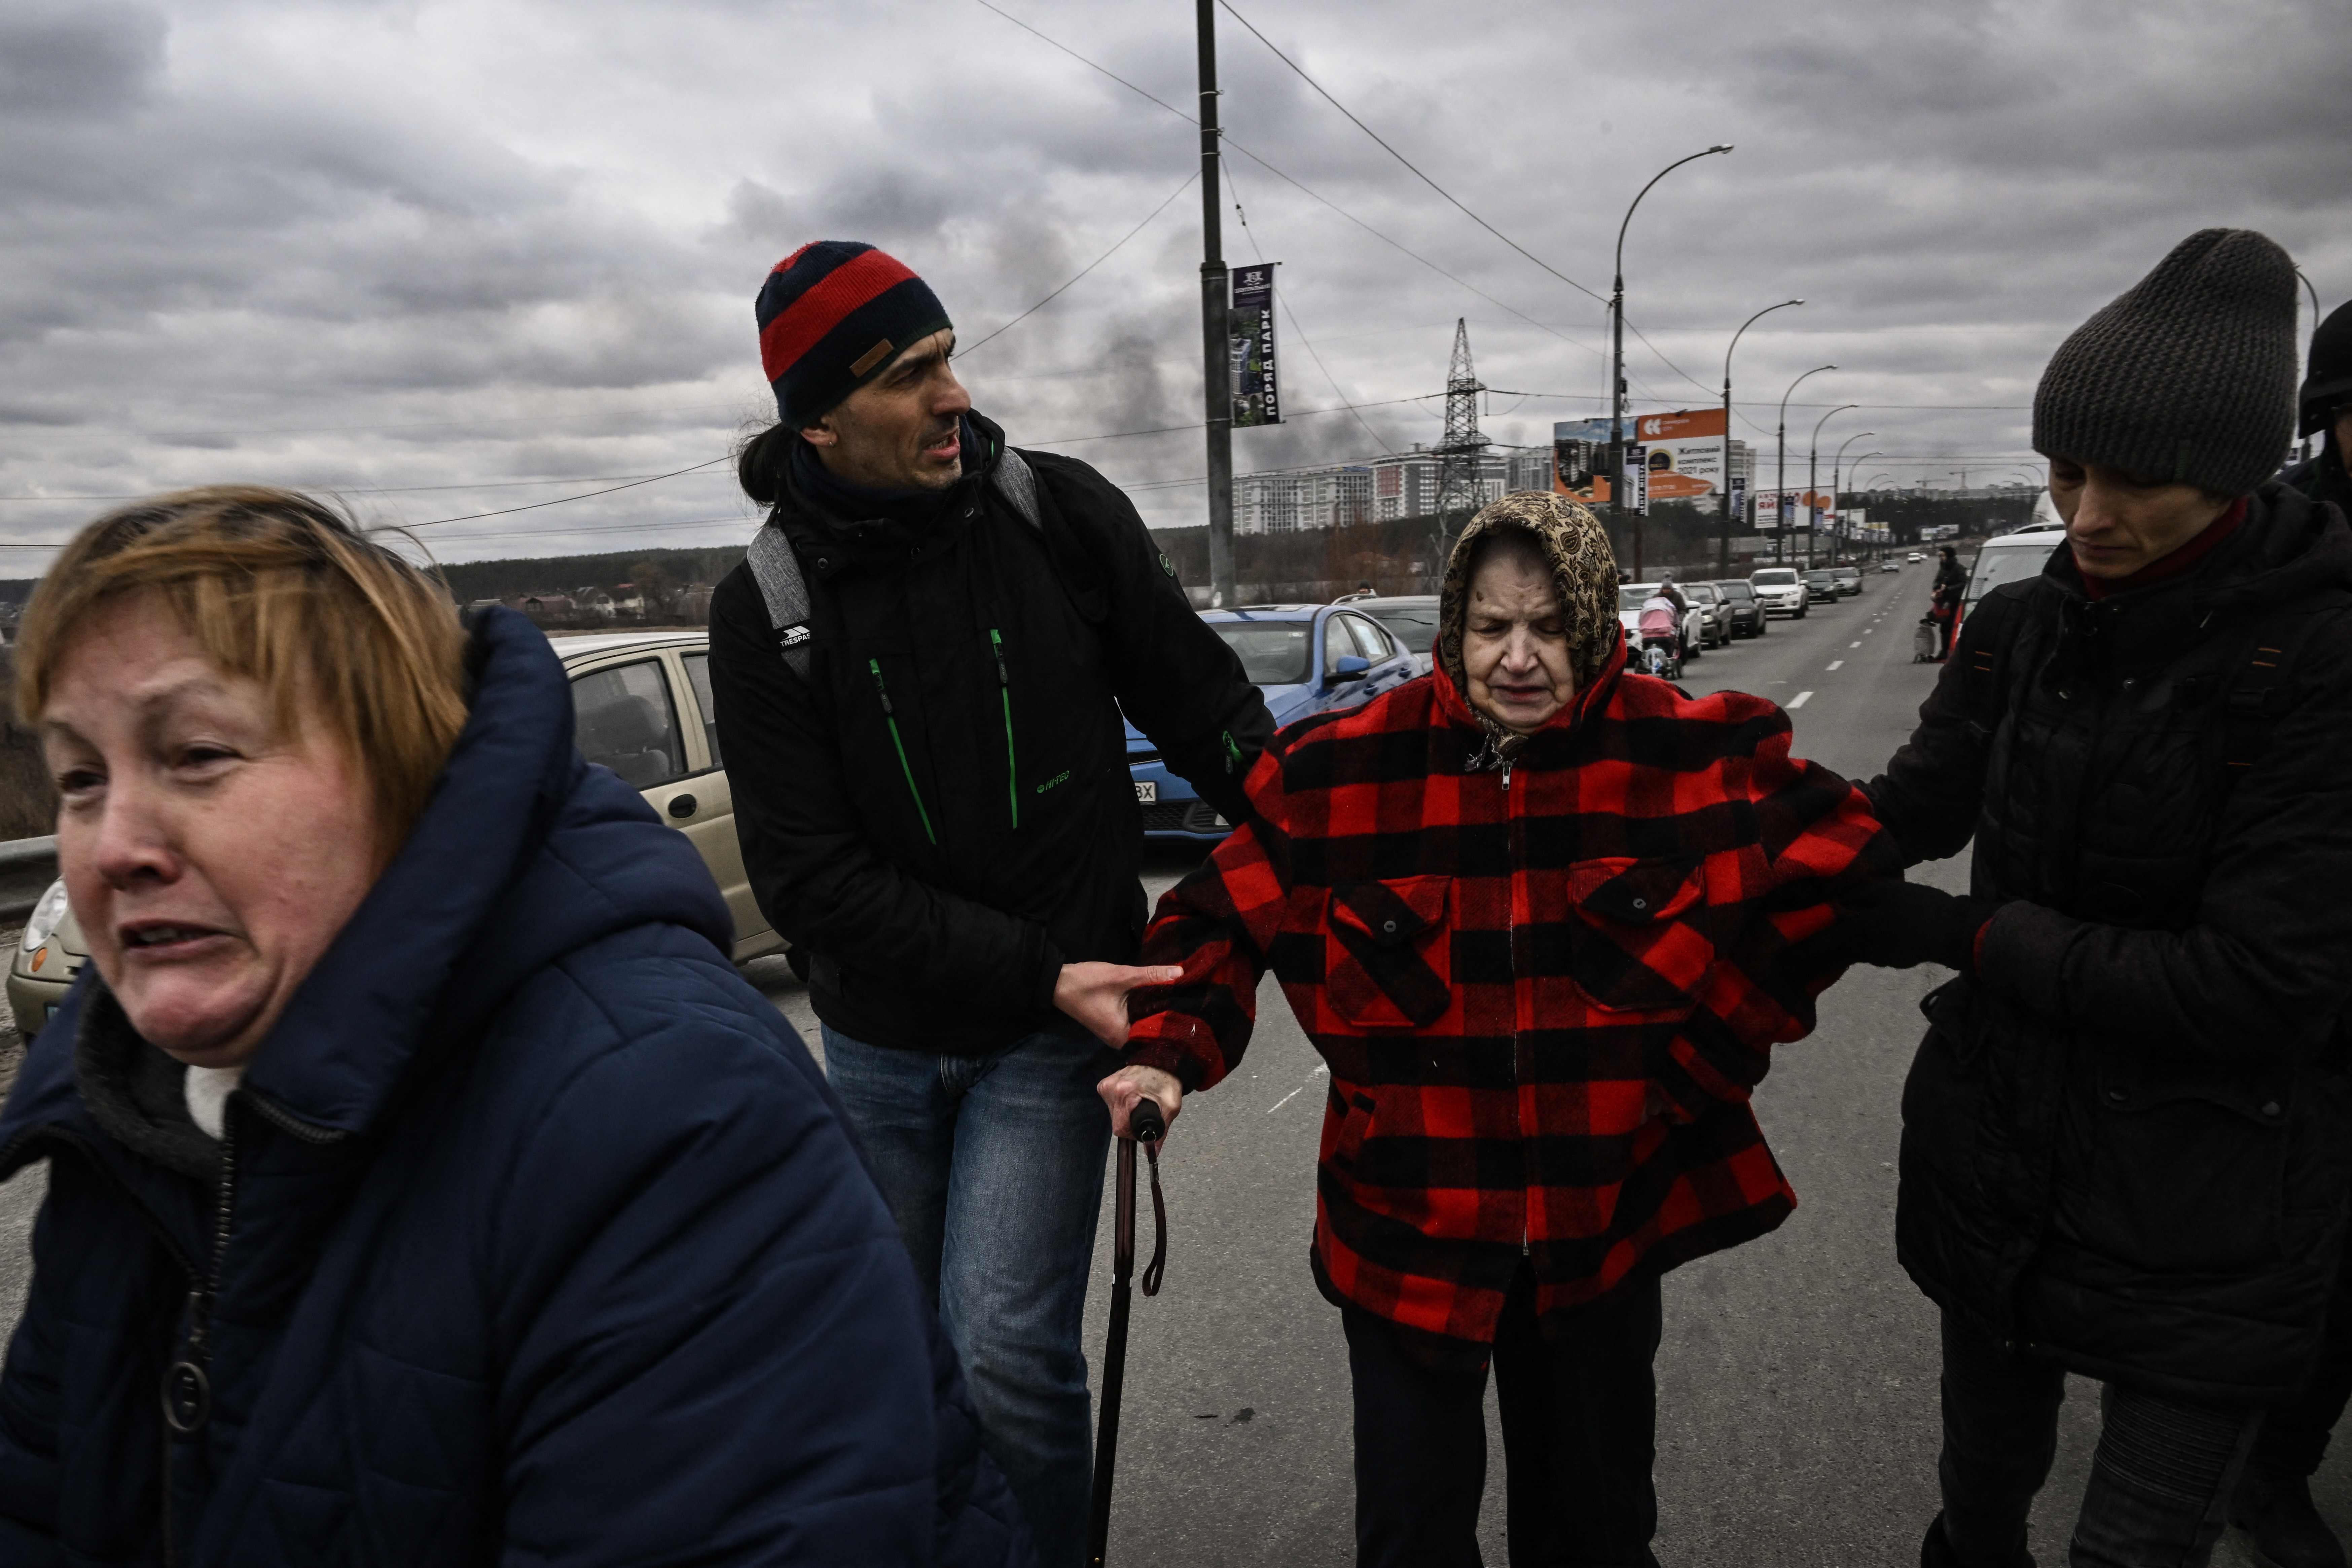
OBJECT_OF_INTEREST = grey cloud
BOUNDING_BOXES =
[0,2,166,117]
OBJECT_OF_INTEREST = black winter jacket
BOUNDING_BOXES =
[1867,482,2352,1405]
[710,413,1273,1054]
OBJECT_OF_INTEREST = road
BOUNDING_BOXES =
[0,562,2332,1563]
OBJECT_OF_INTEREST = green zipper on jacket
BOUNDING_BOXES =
[989,628,1019,830]
[868,658,937,845]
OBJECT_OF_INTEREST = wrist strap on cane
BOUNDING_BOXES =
[1140,1139,1168,1297]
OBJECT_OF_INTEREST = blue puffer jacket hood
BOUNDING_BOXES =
[0,608,1030,1567]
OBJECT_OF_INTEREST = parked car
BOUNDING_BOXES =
[1829,566,1864,596]
[1682,582,1733,649]
[1750,566,1809,618]
[6,628,786,1041]
[1617,584,1704,661]
[1345,594,1441,676]
[1709,579,1767,638]
[1127,604,1417,843]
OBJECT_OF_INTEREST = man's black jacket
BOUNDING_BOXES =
[709,413,1273,1054]
[1866,481,2352,1405]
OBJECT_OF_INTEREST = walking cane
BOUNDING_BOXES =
[1085,1096,1168,1568]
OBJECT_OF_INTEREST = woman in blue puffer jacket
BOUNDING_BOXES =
[0,486,1031,1566]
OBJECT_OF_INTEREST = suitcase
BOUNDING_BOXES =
[1913,619,1938,662]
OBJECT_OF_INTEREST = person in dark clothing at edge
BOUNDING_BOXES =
[1861,229,2352,1568]
[2228,294,2352,1568]
[707,241,1273,1568]
[1930,546,1967,659]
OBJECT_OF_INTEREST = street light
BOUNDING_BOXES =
[1775,365,1835,564]
[1833,441,1878,562]
[1609,143,1733,578]
[1718,298,1803,576]
[1806,403,1859,568]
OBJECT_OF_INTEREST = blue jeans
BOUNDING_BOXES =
[824,1025,1113,1568]
[1935,1311,2261,1567]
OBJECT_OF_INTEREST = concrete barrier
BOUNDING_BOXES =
[0,836,57,923]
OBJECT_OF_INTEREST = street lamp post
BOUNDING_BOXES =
[1610,144,1732,577]
[1805,404,1858,568]
[1719,298,1803,577]
[1829,433,1874,566]
[1775,365,1835,564]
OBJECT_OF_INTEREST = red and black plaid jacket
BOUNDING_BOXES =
[1124,638,1890,1348]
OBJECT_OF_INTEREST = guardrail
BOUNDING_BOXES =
[0,836,57,923]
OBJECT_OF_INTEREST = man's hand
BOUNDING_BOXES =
[1053,960,1185,1049]
[1097,1063,1184,1141]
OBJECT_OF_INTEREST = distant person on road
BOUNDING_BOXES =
[0,489,1029,1565]
[710,241,1273,1568]
[2228,292,2352,1568]
[1861,230,2352,1568]
[1097,490,1896,1566]
[1929,546,1965,659]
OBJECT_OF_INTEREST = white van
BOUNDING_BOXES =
[1965,513,2067,609]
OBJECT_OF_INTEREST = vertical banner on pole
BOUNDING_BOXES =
[1729,476,1746,529]
[1629,445,1651,514]
[1230,263,1281,427]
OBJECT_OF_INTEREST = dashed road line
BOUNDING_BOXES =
[1789,690,1814,708]
[1826,660,1845,671]
[1850,641,1863,648]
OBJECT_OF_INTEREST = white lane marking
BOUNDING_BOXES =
[1850,641,1862,647]
[1268,1087,1304,1114]
[1789,690,1813,708]
[1826,660,1844,670]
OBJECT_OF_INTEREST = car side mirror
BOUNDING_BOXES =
[1329,654,1372,683]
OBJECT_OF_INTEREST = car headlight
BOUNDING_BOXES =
[21,880,67,955]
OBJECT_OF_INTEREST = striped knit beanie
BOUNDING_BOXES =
[757,242,952,428]
[2033,228,2298,496]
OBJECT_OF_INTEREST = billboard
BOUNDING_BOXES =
[1553,431,1607,503]
[1755,488,1836,530]
[1628,407,1728,502]
[1230,263,1281,427]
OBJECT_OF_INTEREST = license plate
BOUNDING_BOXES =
[1134,781,1157,804]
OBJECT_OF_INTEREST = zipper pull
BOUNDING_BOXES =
[868,658,895,715]
[989,627,1010,686]
[1501,760,1513,792]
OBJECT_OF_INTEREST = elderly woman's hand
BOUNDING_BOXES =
[1096,1063,1183,1141]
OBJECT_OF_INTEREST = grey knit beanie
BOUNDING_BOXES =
[2032,228,2299,496]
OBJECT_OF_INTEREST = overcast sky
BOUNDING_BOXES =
[2,0,2346,571]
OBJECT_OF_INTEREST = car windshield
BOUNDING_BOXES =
[1619,586,1669,610]
[1213,620,1313,685]
[1367,605,1439,649]
[1716,582,1754,599]
[1753,569,1798,586]
[1966,543,2058,605]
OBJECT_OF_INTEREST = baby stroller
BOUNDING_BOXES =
[1636,597,1684,680]
[1912,617,1938,663]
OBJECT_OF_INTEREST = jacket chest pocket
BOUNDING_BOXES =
[1324,876,1453,1030]
[1567,858,1707,1013]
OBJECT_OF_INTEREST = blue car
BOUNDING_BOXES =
[1128,602,1421,843]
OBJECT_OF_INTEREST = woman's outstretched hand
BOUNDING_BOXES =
[1097,1063,1184,1141]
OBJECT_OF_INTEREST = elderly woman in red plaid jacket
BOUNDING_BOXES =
[1099,491,1896,1567]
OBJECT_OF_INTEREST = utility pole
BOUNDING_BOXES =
[1775,365,1834,567]
[1610,146,1731,581]
[1197,0,1235,609]
[1721,299,1802,578]
[1806,404,1857,569]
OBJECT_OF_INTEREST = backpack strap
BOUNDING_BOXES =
[2216,600,2347,773]
[1958,588,2032,743]
[744,448,1050,684]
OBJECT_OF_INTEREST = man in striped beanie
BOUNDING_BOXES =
[709,242,1274,1567]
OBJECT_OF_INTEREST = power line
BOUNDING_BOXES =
[1215,0,1605,306]
[405,455,736,528]
[969,0,1604,362]
[958,169,1200,357]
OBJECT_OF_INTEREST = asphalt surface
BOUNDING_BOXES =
[0,563,2335,1563]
